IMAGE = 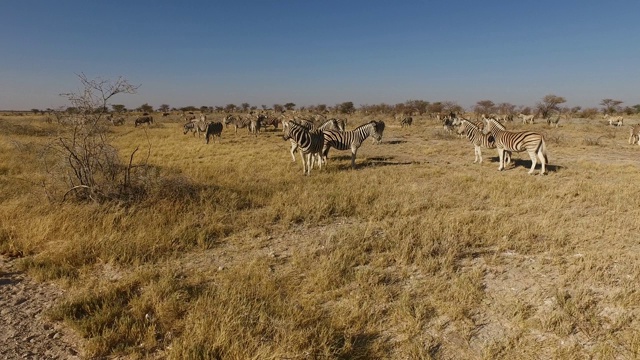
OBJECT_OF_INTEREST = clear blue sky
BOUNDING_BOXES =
[2,0,639,111]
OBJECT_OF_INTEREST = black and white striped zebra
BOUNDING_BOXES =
[457,119,511,164]
[205,122,223,144]
[400,116,413,127]
[322,120,385,169]
[224,114,252,134]
[484,118,548,175]
[184,120,207,137]
[282,121,325,175]
[286,118,345,161]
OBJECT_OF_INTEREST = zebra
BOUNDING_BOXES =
[224,114,252,134]
[249,115,263,136]
[546,115,560,128]
[604,114,624,127]
[286,118,347,161]
[629,125,640,145]
[184,120,207,137]
[321,120,385,169]
[518,113,535,124]
[484,118,548,175]
[282,121,325,175]
[205,122,224,144]
[457,119,511,164]
[134,115,153,127]
[400,116,413,128]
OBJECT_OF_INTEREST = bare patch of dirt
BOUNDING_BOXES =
[0,256,84,360]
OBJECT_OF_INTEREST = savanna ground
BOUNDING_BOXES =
[1,112,640,359]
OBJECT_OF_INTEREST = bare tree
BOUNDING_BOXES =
[43,74,147,203]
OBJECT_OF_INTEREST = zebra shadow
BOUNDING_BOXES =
[489,157,563,173]
[384,139,407,145]
[325,155,419,170]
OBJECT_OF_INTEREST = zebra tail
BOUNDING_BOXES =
[541,137,549,164]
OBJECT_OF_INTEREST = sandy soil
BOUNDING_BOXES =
[0,256,84,360]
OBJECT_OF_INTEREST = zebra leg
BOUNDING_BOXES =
[350,149,358,169]
[290,141,298,162]
[497,148,505,171]
[474,145,481,163]
[505,151,512,165]
[527,150,538,175]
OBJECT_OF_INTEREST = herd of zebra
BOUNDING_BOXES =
[180,112,385,175]
[175,109,640,176]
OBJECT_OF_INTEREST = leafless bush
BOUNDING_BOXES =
[41,74,149,203]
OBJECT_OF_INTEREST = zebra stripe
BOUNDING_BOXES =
[400,116,413,127]
[183,121,207,137]
[322,120,385,169]
[224,114,252,134]
[484,118,548,175]
[282,121,325,175]
[457,119,511,164]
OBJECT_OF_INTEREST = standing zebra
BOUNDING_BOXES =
[484,118,548,175]
[224,114,252,134]
[286,118,346,161]
[400,116,413,127]
[184,121,207,137]
[322,120,385,169]
[282,121,325,175]
[457,119,511,164]
[629,125,640,145]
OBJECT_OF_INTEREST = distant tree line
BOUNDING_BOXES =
[33,95,639,120]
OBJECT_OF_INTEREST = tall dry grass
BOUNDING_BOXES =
[1,113,640,358]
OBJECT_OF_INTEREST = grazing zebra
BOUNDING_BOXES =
[457,119,511,164]
[629,125,640,145]
[282,121,324,175]
[184,121,207,137]
[224,114,252,134]
[546,116,560,128]
[518,113,535,124]
[205,122,224,144]
[134,115,153,127]
[109,115,125,126]
[604,114,624,127]
[401,116,413,127]
[261,115,281,130]
[484,118,548,175]
[322,120,385,169]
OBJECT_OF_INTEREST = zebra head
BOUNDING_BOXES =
[371,121,385,142]
[281,120,293,141]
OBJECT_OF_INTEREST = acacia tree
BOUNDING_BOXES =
[600,99,623,115]
[158,104,170,113]
[284,103,296,111]
[44,74,146,203]
[536,94,566,119]
[474,100,495,117]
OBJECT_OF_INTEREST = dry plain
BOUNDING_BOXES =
[1,113,640,359]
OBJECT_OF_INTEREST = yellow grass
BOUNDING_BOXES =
[2,113,640,359]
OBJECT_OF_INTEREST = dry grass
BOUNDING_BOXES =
[2,113,640,359]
